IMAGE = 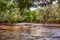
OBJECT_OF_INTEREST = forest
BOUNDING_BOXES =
[0,0,60,23]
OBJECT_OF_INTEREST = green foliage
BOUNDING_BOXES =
[21,8,34,22]
[0,0,60,23]
[40,5,60,23]
[0,8,21,23]
[48,6,60,22]
[17,0,31,9]
[0,0,21,23]
[32,10,44,22]
[0,0,16,11]
[58,0,60,7]
[8,8,21,23]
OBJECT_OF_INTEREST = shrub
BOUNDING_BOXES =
[8,8,21,23]
[0,0,21,23]
[0,0,60,23]
[42,5,60,23]
[32,10,44,22]
[31,5,60,23]
[21,8,34,22]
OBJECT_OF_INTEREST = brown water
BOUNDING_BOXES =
[0,23,60,40]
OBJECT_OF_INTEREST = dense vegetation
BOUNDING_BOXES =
[0,0,60,23]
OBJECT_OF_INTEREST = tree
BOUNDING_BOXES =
[17,0,31,9]
[0,0,21,23]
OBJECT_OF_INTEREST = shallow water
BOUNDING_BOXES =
[0,24,60,40]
